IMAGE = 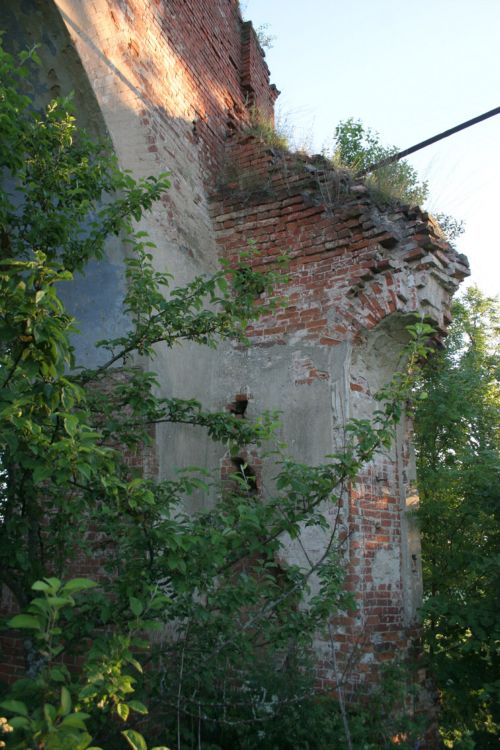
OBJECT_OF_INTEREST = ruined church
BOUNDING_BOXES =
[0,0,469,693]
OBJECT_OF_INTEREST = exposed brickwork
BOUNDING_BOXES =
[211,137,469,347]
[210,136,469,693]
[240,21,279,118]
[0,584,25,685]
[0,0,470,712]
[55,0,277,181]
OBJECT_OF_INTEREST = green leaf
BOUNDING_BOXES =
[60,685,72,716]
[127,657,143,674]
[117,702,130,721]
[32,465,52,484]
[49,666,69,682]
[64,414,79,436]
[122,729,148,750]
[129,596,143,617]
[73,732,94,750]
[9,716,31,729]
[62,578,98,594]
[0,699,28,716]
[128,700,148,715]
[44,702,56,725]
[61,713,90,730]
[7,614,41,630]
[32,579,53,591]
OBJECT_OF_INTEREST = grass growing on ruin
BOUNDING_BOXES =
[243,106,290,150]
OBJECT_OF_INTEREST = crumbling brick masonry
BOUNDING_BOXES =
[0,0,469,693]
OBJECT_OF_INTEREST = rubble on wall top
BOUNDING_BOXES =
[210,134,470,343]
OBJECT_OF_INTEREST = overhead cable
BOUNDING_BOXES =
[356,105,500,177]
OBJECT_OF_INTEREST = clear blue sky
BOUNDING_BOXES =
[245,0,500,298]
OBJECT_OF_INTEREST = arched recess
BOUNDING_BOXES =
[0,0,129,367]
[349,314,423,629]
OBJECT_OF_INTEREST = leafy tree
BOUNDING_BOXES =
[331,118,466,245]
[415,287,500,749]
[0,43,430,749]
[332,117,428,206]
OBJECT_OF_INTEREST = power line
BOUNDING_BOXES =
[356,105,500,177]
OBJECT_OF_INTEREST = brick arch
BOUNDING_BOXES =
[349,312,414,401]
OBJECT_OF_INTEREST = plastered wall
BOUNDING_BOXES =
[0,0,469,692]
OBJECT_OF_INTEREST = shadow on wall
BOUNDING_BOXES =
[0,0,261,483]
[0,0,243,367]
[1,0,108,138]
[1,0,128,368]
[350,313,414,417]
[50,0,267,175]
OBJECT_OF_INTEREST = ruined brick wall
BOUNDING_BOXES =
[51,0,277,180]
[213,138,467,338]
[210,137,469,691]
[0,0,469,698]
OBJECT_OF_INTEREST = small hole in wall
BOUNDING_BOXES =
[228,394,248,417]
[231,457,258,494]
[226,117,238,135]
[379,236,398,250]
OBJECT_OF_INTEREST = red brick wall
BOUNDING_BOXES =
[88,0,278,178]
[0,1,469,706]
[210,135,469,692]
[240,21,278,119]
[211,137,468,345]
[1,0,278,688]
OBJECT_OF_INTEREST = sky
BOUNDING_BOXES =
[244,0,500,298]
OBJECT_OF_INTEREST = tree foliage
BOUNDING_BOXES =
[415,287,500,749]
[0,44,431,749]
[331,118,466,245]
[332,117,428,206]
